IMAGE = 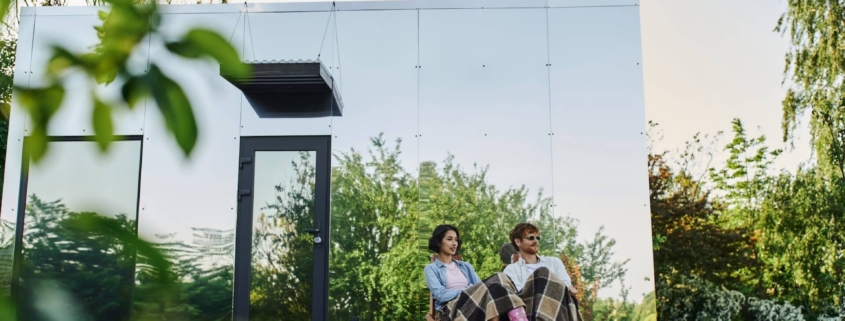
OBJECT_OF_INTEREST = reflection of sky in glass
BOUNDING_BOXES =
[27,141,141,218]
[14,1,654,302]
[252,151,315,236]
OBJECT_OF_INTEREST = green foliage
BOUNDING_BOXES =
[591,282,638,321]
[633,292,658,321]
[236,135,629,320]
[579,226,629,301]
[14,0,250,162]
[777,0,845,180]
[746,297,805,321]
[328,136,422,320]
[649,145,759,288]
[756,168,844,317]
[17,196,136,320]
[0,0,11,26]
[651,119,845,320]
[1,135,635,320]
[0,195,181,321]
[656,274,745,321]
[709,118,782,228]
[0,38,15,203]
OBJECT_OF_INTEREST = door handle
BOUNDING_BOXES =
[306,221,322,246]
[305,219,320,234]
[237,189,251,201]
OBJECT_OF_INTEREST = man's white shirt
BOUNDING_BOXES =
[503,255,573,292]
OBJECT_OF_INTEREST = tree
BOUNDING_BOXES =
[233,134,629,320]
[591,281,639,321]
[329,135,421,320]
[579,226,629,302]
[649,143,759,289]
[777,1,845,180]
[709,118,781,229]
[17,195,136,320]
[755,168,844,318]
[248,151,317,320]
[651,119,845,320]
[655,274,745,321]
[0,38,14,205]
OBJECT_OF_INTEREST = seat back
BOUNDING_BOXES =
[428,254,463,319]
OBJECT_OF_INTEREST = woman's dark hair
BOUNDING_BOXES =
[428,224,462,254]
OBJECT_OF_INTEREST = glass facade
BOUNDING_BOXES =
[17,139,142,320]
[1,2,652,320]
[249,151,317,320]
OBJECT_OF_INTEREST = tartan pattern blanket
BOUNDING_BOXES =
[520,267,583,321]
[438,267,583,321]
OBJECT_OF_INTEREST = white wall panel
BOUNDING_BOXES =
[549,5,654,299]
[26,13,146,137]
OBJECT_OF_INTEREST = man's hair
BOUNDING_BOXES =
[509,222,540,249]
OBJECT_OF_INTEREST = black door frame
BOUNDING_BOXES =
[233,136,331,321]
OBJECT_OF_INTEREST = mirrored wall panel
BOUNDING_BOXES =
[549,5,655,303]
[329,11,418,320]
[27,15,145,137]
[328,9,420,320]
[4,3,655,320]
[419,7,558,289]
[16,139,141,320]
[0,15,36,300]
[135,12,243,320]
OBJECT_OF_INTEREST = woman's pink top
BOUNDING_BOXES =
[444,261,469,290]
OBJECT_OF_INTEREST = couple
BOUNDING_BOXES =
[424,223,582,321]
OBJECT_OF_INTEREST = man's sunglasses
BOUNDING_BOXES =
[523,236,541,242]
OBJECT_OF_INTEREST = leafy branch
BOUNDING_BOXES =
[13,0,249,162]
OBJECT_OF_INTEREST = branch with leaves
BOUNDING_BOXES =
[14,0,249,162]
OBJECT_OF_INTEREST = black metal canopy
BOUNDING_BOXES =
[221,60,343,118]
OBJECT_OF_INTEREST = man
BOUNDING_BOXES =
[504,222,578,295]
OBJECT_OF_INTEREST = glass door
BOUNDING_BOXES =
[233,137,330,321]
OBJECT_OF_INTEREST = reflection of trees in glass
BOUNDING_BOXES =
[323,135,632,320]
[0,218,14,300]
[249,151,316,320]
[18,195,135,321]
[0,39,16,302]
[11,136,638,320]
[132,225,235,320]
[12,194,235,320]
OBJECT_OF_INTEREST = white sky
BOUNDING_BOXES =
[642,0,809,172]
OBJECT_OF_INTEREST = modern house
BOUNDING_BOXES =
[0,1,651,320]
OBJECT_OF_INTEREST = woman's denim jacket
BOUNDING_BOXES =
[424,258,482,311]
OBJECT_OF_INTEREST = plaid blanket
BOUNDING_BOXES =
[520,267,583,321]
[438,267,583,321]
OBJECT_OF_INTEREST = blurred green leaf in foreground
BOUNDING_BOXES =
[14,0,250,162]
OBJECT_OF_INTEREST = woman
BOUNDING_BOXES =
[424,225,529,321]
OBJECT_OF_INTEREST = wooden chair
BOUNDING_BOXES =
[426,254,462,321]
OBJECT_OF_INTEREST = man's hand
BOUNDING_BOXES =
[566,286,578,295]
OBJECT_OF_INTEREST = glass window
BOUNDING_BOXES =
[17,139,142,320]
[249,151,316,320]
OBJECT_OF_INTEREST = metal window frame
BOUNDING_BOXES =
[11,135,145,318]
